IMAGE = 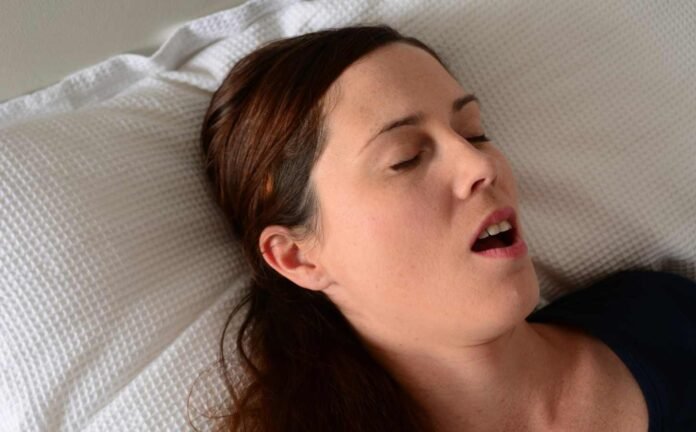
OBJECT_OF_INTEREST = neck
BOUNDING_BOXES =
[368,321,585,431]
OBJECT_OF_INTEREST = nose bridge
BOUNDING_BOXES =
[439,126,497,198]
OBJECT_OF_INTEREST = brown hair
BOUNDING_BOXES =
[192,23,454,432]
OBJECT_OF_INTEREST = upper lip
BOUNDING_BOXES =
[469,205,517,250]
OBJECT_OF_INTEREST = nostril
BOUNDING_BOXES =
[471,178,486,193]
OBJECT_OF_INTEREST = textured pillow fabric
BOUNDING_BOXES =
[1,0,695,430]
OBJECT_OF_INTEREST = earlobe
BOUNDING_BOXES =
[258,225,327,292]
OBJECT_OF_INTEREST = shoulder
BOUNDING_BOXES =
[528,269,696,431]
[583,269,696,340]
[533,269,696,319]
[529,269,696,351]
[588,268,696,297]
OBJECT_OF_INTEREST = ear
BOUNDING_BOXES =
[258,225,331,292]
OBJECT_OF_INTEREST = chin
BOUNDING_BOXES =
[503,266,540,320]
[520,266,541,315]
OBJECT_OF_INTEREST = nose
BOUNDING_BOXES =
[443,130,498,199]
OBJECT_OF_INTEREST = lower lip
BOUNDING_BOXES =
[472,230,528,259]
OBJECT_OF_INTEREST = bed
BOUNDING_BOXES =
[1,0,695,430]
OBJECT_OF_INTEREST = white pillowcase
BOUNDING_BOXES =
[1,0,695,430]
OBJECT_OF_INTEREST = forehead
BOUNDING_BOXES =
[323,43,464,148]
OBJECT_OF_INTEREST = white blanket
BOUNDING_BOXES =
[1,0,695,430]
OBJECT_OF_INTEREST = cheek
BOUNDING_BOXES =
[324,189,412,251]
[344,195,437,281]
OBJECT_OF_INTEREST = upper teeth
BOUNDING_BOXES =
[478,219,512,239]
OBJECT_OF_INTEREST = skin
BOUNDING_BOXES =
[259,42,648,431]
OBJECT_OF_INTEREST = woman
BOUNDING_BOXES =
[196,24,696,431]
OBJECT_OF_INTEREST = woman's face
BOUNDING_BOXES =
[301,42,539,348]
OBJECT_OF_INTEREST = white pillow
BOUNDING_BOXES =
[1,0,695,430]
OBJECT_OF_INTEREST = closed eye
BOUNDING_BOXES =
[389,134,490,172]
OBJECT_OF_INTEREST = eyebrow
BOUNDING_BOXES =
[358,93,479,155]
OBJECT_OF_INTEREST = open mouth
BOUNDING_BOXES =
[471,226,517,252]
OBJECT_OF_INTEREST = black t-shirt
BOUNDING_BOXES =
[526,269,696,432]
